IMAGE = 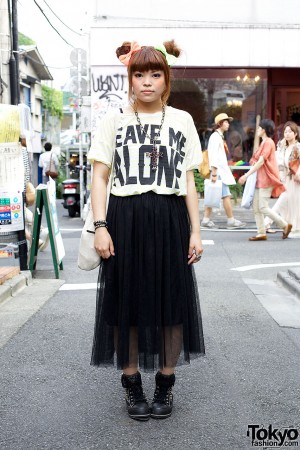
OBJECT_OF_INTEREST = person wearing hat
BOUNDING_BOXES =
[201,113,246,229]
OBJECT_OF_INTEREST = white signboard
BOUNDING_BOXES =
[0,188,24,232]
[46,178,65,262]
[0,142,24,192]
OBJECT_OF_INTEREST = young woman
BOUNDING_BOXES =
[88,40,205,421]
[239,119,292,241]
[201,113,246,229]
[264,121,300,238]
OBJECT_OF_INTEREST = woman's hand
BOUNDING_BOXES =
[94,228,115,259]
[188,232,203,265]
[238,174,247,185]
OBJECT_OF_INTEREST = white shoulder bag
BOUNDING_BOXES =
[77,111,120,271]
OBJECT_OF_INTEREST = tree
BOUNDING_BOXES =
[41,85,63,119]
[18,32,36,45]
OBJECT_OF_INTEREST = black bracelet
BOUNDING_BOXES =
[94,223,108,231]
[94,220,108,230]
[94,220,107,227]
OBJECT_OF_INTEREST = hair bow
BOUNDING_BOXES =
[119,41,142,66]
[154,44,178,66]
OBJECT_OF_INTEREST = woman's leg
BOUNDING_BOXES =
[252,188,266,235]
[259,187,287,230]
[122,327,139,376]
[118,327,150,421]
[265,191,288,228]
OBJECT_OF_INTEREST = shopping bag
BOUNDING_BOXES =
[241,172,257,209]
[204,179,222,208]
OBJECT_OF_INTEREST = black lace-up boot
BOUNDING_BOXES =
[151,372,175,419]
[121,372,150,421]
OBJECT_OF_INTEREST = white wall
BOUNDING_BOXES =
[90,26,300,68]
[93,0,300,25]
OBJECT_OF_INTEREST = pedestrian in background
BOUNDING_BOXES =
[265,121,300,238]
[239,119,292,241]
[88,40,205,421]
[38,142,59,184]
[201,113,246,229]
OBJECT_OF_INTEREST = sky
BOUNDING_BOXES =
[18,0,93,88]
[18,0,300,89]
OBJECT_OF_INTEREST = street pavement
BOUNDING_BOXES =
[0,199,300,450]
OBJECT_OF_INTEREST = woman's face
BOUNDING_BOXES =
[257,126,265,138]
[132,70,166,106]
[284,126,297,144]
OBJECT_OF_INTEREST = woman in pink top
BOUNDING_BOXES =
[239,119,292,241]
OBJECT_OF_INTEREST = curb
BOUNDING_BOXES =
[0,271,33,306]
[277,269,300,300]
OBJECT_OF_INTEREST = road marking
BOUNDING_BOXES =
[232,262,300,272]
[202,240,214,245]
[60,283,97,290]
[201,228,255,232]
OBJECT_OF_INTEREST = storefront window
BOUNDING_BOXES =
[274,88,300,143]
[169,68,267,162]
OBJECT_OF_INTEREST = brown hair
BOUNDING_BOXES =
[213,119,228,131]
[283,121,299,145]
[116,40,181,105]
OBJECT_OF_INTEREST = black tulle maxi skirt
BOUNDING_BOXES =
[91,191,205,372]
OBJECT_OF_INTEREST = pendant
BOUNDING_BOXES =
[146,145,163,171]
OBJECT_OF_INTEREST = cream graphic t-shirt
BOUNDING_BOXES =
[88,106,202,196]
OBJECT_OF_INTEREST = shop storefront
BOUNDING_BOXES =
[89,18,300,161]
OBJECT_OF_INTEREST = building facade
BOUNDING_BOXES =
[90,1,300,159]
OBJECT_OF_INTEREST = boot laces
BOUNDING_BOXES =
[127,384,146,406]
[153,385,172,405]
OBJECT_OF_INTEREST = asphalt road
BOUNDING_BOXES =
[0,200,299,450]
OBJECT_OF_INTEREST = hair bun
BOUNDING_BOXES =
[116,42,132,59]
[163,39,181,58]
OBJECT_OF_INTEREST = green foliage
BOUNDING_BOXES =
[55,162,66,199]
[18,32,36,45]
[42,85,63,119]
[229,182,244,203]
[194,170,205,194]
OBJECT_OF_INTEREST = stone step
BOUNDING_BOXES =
[277,269,300,300]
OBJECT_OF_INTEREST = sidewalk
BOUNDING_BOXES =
[0,269,33,306]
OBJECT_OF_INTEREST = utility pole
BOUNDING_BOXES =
[77,48,84,218]
[10,0,28,271]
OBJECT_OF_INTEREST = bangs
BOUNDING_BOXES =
[130,47,166,72]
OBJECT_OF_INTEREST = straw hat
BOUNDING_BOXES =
[214,113,233,124]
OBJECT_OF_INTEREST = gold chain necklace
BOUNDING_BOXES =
[134,105,166,170]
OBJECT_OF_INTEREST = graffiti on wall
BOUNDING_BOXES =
[91,66,128,137]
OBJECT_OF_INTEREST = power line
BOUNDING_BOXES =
[33,0,75,47]
[42,0,84,36]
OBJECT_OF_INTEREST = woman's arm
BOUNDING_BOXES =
[184,170,203,265]
[238,155,264,185]
[91,161,115,259]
